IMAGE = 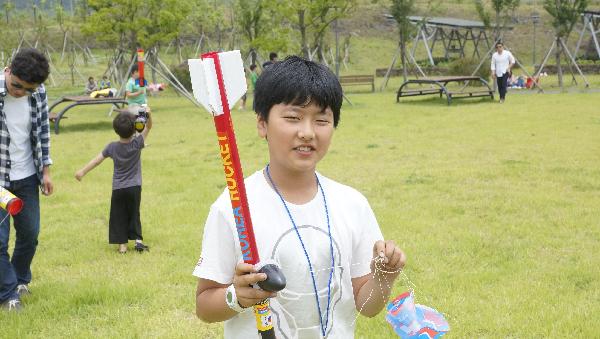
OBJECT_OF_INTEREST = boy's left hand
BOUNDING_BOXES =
[370,240,406,278]
[42,170,53,196]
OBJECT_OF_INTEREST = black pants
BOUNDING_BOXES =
[109,186,142,244]
[496,72,509,100]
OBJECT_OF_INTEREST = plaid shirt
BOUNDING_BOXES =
[0,72,52,187]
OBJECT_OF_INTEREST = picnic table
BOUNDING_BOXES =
[396,76,494,105]
[48,96,128,134]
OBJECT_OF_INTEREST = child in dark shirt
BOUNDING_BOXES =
[75,111,152,253]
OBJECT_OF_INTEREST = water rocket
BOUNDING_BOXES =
[0,187,23,216]
[188,50,285,339]
[136,48,145,87]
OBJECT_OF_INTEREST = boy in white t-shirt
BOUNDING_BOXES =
[193,56,406,338]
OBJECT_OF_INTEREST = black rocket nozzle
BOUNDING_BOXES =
[257,263,286,292]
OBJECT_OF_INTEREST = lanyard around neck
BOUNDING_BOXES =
[265,164,335,337]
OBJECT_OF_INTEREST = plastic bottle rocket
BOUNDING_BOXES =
[0,187,23,215]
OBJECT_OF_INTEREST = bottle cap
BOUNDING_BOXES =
[6,198,23,216]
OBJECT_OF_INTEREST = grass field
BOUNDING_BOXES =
[1,87,599,338]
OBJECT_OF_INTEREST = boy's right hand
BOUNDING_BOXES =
[75,170,84,181]
[233,262,277,308]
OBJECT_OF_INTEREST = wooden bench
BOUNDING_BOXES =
[48,112,65,122]
[398,88,443,97]
[447,90,494,99]
[397,76,494,105]
[48,96,128,134]
[339,75,375,92]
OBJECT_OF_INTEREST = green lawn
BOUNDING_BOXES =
[1,88,599,338]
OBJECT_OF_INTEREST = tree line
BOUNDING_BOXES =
[0,0,363,66]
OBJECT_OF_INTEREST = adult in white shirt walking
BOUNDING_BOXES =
[491,41,515,103]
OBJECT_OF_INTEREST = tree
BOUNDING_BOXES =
[544,0,587,39]
[309,1,354,64]
[284,0,357,60]
[2,0,14,25]
[32,0,50,49]
[474,0,520,40]
[83,0,149,51]
[183,0,222,55]
[55,2,73,60]
[235,0,289,65]
[75,0,90,22]
[82,0,218,87]
[143,0,192,51]
[390,0,415,82]
[543,0,588,88]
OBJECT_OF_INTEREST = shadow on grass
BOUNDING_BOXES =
[52,120,113,135]
[396,96,494,107]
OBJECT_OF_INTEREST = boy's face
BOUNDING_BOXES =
[5,69,39,98]
[132,71,139,79]
[257,102,334,175]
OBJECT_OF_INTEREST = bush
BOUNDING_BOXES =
[170,61,192,91]
[415,57,449,67]
[447,57,491,81]
[576,58,599,65]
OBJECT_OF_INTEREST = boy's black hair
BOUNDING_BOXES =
[10,48,49,84]
[269,52,278,61]
[250,64,257,71]
[113,112,135,138]
[131,64,139,75]
[254,56,343,127]
[495,41,504,47]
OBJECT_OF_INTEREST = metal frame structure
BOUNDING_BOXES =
[573,10,600,60]
[380,15,500,90]
[405,16,497,65]
[535,36,590,88]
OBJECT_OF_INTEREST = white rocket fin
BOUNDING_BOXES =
[188,50,247,116]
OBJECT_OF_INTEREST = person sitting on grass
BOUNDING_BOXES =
[85,76,98,94]
[193,56,407,338]
[75,111,152,254]
[99,76,111,90]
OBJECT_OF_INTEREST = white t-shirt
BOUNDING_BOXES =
[491,50,515,77]
[193,170,384,339]
[3,94,35,180]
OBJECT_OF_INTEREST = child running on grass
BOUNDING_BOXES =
[193,56,406,338]
[75,111,152,254]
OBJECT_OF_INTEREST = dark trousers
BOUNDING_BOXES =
[496,72,509,100]
[0,175,40,302]
[109,186,142,244]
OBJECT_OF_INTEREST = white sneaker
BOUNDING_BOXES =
[16,284,31,297]
[1,298,21,312]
